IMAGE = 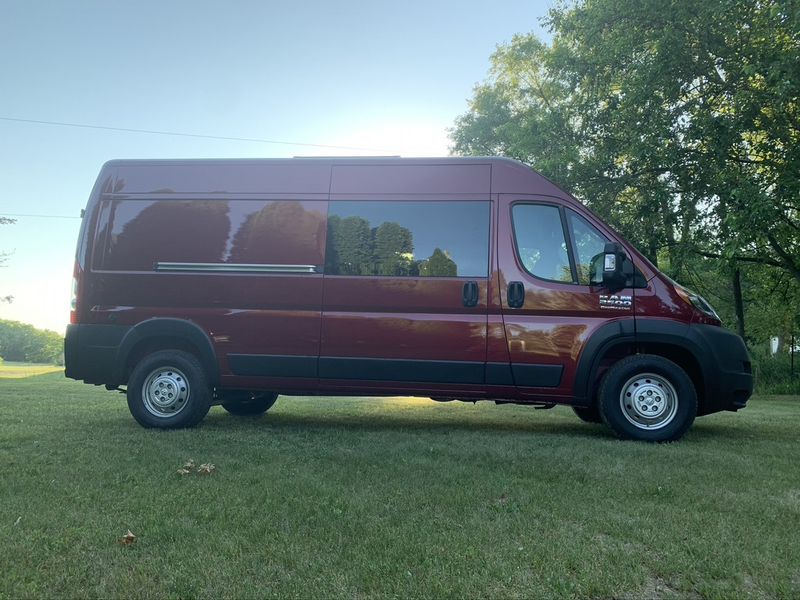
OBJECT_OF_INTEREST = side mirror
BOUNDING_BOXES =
[590,242,630,292]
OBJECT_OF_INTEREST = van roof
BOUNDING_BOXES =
[100,156,566,197]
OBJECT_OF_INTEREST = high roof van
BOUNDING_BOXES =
[65,157,753,441]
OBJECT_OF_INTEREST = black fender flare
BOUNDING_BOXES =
[573,318,710,407]
[114,318,220,385]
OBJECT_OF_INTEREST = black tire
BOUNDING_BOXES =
[572,405,602,424]
[220,390,278,416]
[127,349,212,429]
[598,354,697,442]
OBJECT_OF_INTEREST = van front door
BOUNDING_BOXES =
[320,199,491,396]
[497,195,635,401]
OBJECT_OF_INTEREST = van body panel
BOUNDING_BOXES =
[64,157,753,424]
[633,272,699,324]
[320,193,491,388]
[489,159,566,196]
[86,193,328,390]
[331,164,491,195]
[496,194,636,398]
[110,161,332,195]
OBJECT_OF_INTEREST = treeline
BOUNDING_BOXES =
[452,0,800,360]
[0,320,64,365]
[326,216,457,277]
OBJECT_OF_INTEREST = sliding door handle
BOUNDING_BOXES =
[462,281,479,307]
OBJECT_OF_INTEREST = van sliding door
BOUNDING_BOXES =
[320,199,490,394]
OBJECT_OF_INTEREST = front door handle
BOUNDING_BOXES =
[462,281,479,307]
[508,281,525,308]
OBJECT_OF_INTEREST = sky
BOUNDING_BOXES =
[0,0,551,333]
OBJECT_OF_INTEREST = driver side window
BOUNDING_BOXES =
[567,211,609,285]
[511,203,611,286]
[511,204,574,283]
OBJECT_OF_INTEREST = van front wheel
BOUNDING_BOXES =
[598,354,697,442]
[127,350,212,429]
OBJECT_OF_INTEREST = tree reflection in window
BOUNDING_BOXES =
[325,201,488,277]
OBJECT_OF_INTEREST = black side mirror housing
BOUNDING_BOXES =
[590,242,632,292]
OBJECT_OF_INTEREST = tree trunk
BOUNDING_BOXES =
[732,267,746,342]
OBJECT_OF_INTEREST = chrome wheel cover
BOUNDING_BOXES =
[141,366,190,418]
[619,372,678,430]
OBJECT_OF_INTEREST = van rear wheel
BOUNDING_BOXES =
[127,350,211,429]
[220,391,278,416]
[598,354,696,442]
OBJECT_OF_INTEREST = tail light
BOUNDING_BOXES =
[70,263,82,324]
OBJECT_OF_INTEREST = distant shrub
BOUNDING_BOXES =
[0,319,64,364]
[750,347,800,395]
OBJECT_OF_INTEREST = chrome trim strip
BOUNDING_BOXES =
[155,262,318,274]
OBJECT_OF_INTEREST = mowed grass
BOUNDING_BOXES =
[0,362,63,378]
[1,373,798,599]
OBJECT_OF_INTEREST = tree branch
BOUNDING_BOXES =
[766,233,800,283]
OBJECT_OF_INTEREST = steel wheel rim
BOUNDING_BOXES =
[619,372,678,430]
[142,366,190,418]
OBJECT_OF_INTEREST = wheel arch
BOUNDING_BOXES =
[114,318,220,386]
[574,318,711,414]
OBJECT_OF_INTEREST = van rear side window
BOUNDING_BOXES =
[325,201,490,277]
[101,199,326,270]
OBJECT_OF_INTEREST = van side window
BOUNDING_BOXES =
[511,204,574,283]
[567,211,609,285]
[325,201,490,277]
[103,199,326,270]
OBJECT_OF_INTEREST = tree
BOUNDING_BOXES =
[419,248,457,277]
[452,0,800,342]
[1,217,15,303]
[0,320,64,364]
[326,215,374,275]
[373,222,415,276]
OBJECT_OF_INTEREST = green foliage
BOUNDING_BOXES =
[749,347,800,395]
[374,221,415,276]
[0,319,64,365]
[328,217,461,277]
[419,248,458,277]
[452,0,800,356]
[326,215,375,275]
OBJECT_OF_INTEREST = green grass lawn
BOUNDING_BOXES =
[0,362,63,378]
[1,372,798,599]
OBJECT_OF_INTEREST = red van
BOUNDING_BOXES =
[65,157,752,441]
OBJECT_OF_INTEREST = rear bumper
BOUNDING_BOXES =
[687,324,754,415]
[64,323,130,385]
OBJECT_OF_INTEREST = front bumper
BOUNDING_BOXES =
[687,324,754,415]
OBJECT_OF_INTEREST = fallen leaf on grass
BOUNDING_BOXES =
[14,516,21,526]
[119,530,136,545]
[197,463,216,475]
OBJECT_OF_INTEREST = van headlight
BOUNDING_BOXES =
[674,283,720,320]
